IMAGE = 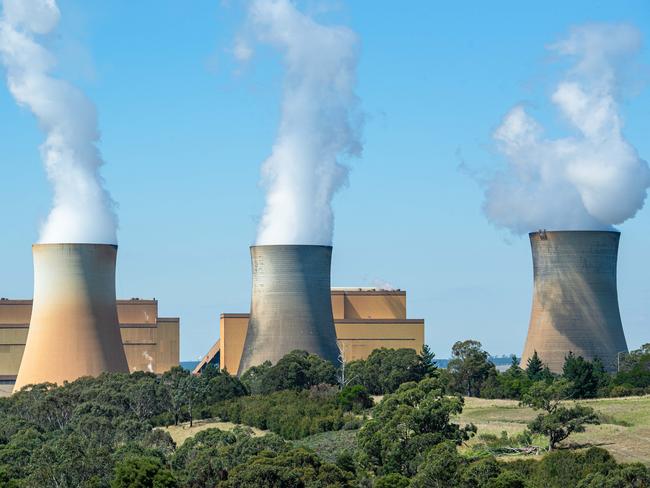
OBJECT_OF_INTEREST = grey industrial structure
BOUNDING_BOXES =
[521,230,628,373]
[237,245,339,375]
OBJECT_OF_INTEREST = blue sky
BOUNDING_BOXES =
[1,0,649,361]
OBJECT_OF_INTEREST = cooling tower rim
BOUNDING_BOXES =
[250,244,333,250]
[528,230,620,238]
[32,243,118,250]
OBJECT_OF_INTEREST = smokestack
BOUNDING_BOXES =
[237,245,339,375]
[14,244,128,391]
[521,230,628,373]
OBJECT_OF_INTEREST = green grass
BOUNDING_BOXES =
[455,395,650,465]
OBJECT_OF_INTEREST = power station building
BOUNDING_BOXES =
[193,288,425,374]
[0,298,179,394]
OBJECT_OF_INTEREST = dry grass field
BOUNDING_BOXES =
[456,395,650,465]
[161,418,266,446]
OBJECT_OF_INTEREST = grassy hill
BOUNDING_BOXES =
[161,394,650,466]
[456,395,650,465]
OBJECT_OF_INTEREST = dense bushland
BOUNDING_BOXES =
[211,386,361,439]
[1,345,648,486]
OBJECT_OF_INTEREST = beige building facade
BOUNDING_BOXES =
[194,288,425,374]
[0,298,179,393]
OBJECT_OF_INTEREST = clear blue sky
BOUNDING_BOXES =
[1,1,649,361]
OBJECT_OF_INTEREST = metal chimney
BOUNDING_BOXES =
[14,244,128,391]
[237,245,339,375]
[521,230,628,373]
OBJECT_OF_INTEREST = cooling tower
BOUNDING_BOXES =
[14,244,128,391]
[237,245,339,375]
[521,230,628,373]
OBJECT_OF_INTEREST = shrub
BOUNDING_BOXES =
[337,385,373,412]
[212,390,347,439]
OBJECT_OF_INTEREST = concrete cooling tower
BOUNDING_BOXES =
[14,244,128,391]
[520,230,628,373]
[237,245,339,375]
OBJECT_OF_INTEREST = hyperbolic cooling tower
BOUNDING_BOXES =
[13,244,128,391]
[520,230,628,373]
[237,245,339,375]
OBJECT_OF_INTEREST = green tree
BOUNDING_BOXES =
[172,427,288,487]
[239,361,273,395]
[562,353,599,399]
[337,385,373,412]
[526,351,544,381]
[530,447,616,487]
[410,441,463,488]
[486,471,527,488]
[357,378,475,476]
[461,457,502,487]
[613,344,650,389]
[521,380,599,450]
[375,472,411,488]
[447,340,496,397]
[221,448,351,488]
[420,344,438,377]
[111,455,177,488]
[161,367,190,426]
[577,463,650,487]
[482,356,533,400]
[240,350,337,394]
[347,348,429,394]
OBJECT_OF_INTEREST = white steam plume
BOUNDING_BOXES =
[0,0,117,244]
[241,0,362,245]
[483,23,650,234]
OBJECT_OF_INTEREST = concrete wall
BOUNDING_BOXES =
[332,290,407,320]
[0,298,179,380]
[220,314,249,374]
[335,320,424,362]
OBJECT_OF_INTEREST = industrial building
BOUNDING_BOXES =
[521,230,628,373]
[193,287,425,374]
[0,297,180,394]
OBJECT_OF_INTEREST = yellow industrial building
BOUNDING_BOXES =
[0,298,179,394]
[193,288,425,374]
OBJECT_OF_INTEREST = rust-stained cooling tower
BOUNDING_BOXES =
[521,230,628,373]
[237,245,339,375]
[13,244,128,391]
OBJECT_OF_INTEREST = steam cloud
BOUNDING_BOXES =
[240,0,363,245]
[0,0,117,244]
[483,23,650,234]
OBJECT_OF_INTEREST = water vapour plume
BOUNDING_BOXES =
[240,0,363,245]
[0,0,117,244]
[483,23,650,234]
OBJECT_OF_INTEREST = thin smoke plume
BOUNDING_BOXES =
[240,0,363,245]
[483,23,650,234]
[0,0,117,244]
